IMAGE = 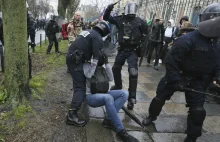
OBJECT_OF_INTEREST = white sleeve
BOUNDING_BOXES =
[83,59,98,79]
[105,63,114,81]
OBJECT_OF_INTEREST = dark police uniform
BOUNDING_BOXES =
[45,19,59,54]
[27,12,33,78]
[66,30,103,109]
[27,12,36,52]
[0,17,4,73]
[143,30,220,140]
[103,6,148,109]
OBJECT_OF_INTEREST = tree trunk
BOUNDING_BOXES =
[58,0,66,18]
[2,0,30,105]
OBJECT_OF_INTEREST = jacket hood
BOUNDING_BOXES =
[168,19,175,27]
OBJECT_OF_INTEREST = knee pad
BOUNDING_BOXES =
[190,106,206,125]
[128,68,138,77]
[149,97,165,117]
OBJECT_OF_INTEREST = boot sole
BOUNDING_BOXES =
[66,120,86,127]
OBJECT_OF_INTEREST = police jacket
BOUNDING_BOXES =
[103,9,148,47]
[165,30,220,82]
[45,20,59,36]
[68,30,103,62]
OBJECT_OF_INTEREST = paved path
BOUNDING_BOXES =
[85,56,220,142]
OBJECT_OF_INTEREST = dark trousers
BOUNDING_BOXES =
[28,31,36,52]
[150,76,207,139]
[28,48,32,79]
[113,50,138,99]
[0,45,4,72]
[47,35,58,53]
[66,56,86,110]
[147,41,162,66]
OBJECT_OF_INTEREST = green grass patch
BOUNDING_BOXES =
[29,72,46,94]
[12,105,32,120]
[0,86,7,104]
[34,40,68,68]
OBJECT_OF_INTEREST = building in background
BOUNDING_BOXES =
[138,0,220,26]
[114,0,220,26]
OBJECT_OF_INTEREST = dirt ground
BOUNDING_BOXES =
[1,42,89,142]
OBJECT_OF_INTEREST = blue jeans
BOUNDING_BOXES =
[86,90,128,132]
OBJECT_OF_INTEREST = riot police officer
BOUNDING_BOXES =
[0,16,4,73]
[27,11,36,52]
[142,3,220,142]
[45,16,60,54]
[103,2,148,110]
[27,12,33,78]
[66,21,110,127]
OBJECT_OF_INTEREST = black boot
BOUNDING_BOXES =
[127,101,134,110]
[142,115,157,126]
[142,97,165,126]
[111,66,122,90]
[116,129,139,142]
[184,136,196,142]
[127,93,136,110]
[66,109,86,127]
[102,119,115,130]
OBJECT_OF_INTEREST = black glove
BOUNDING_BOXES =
[173,80,186,91]
[107,4,114,11]
[103,54,108,64]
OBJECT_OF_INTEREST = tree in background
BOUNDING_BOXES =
[82,0,113,21]
[58,0,80,20]
[27,0,53,19]
[67,0,80,21]
[2,0,31,105]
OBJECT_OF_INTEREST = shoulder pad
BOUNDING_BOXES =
[79,31,90,37]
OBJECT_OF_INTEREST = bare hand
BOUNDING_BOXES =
[213,81,220,88]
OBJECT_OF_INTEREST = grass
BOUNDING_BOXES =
[0,39,69,139]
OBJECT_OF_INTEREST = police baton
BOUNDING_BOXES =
[113,0,121,5]
[183,87,220,98]
[122,106,144,128]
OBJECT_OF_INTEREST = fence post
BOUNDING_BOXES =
[40,34,42,48]
[45,34,47,45]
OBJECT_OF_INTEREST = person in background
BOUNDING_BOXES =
[67,12,83,45]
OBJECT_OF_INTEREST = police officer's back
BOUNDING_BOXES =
[142,3,220,142]
[66,21,111,127]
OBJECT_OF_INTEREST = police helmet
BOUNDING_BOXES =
[93,20,111,37]
[198,3,220,37]
[124,2,138,16]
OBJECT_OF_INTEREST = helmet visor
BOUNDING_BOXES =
[198,16,220,37]
[125,3,138,15]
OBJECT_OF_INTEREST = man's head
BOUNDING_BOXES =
[124,2,138,18]
[93,20,111,37]
[72,12,81,21]
[180,16,189,25]
[167,21,171,27]
[198,3,220,37]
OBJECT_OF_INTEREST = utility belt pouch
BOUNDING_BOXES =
[68,49,83,64]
